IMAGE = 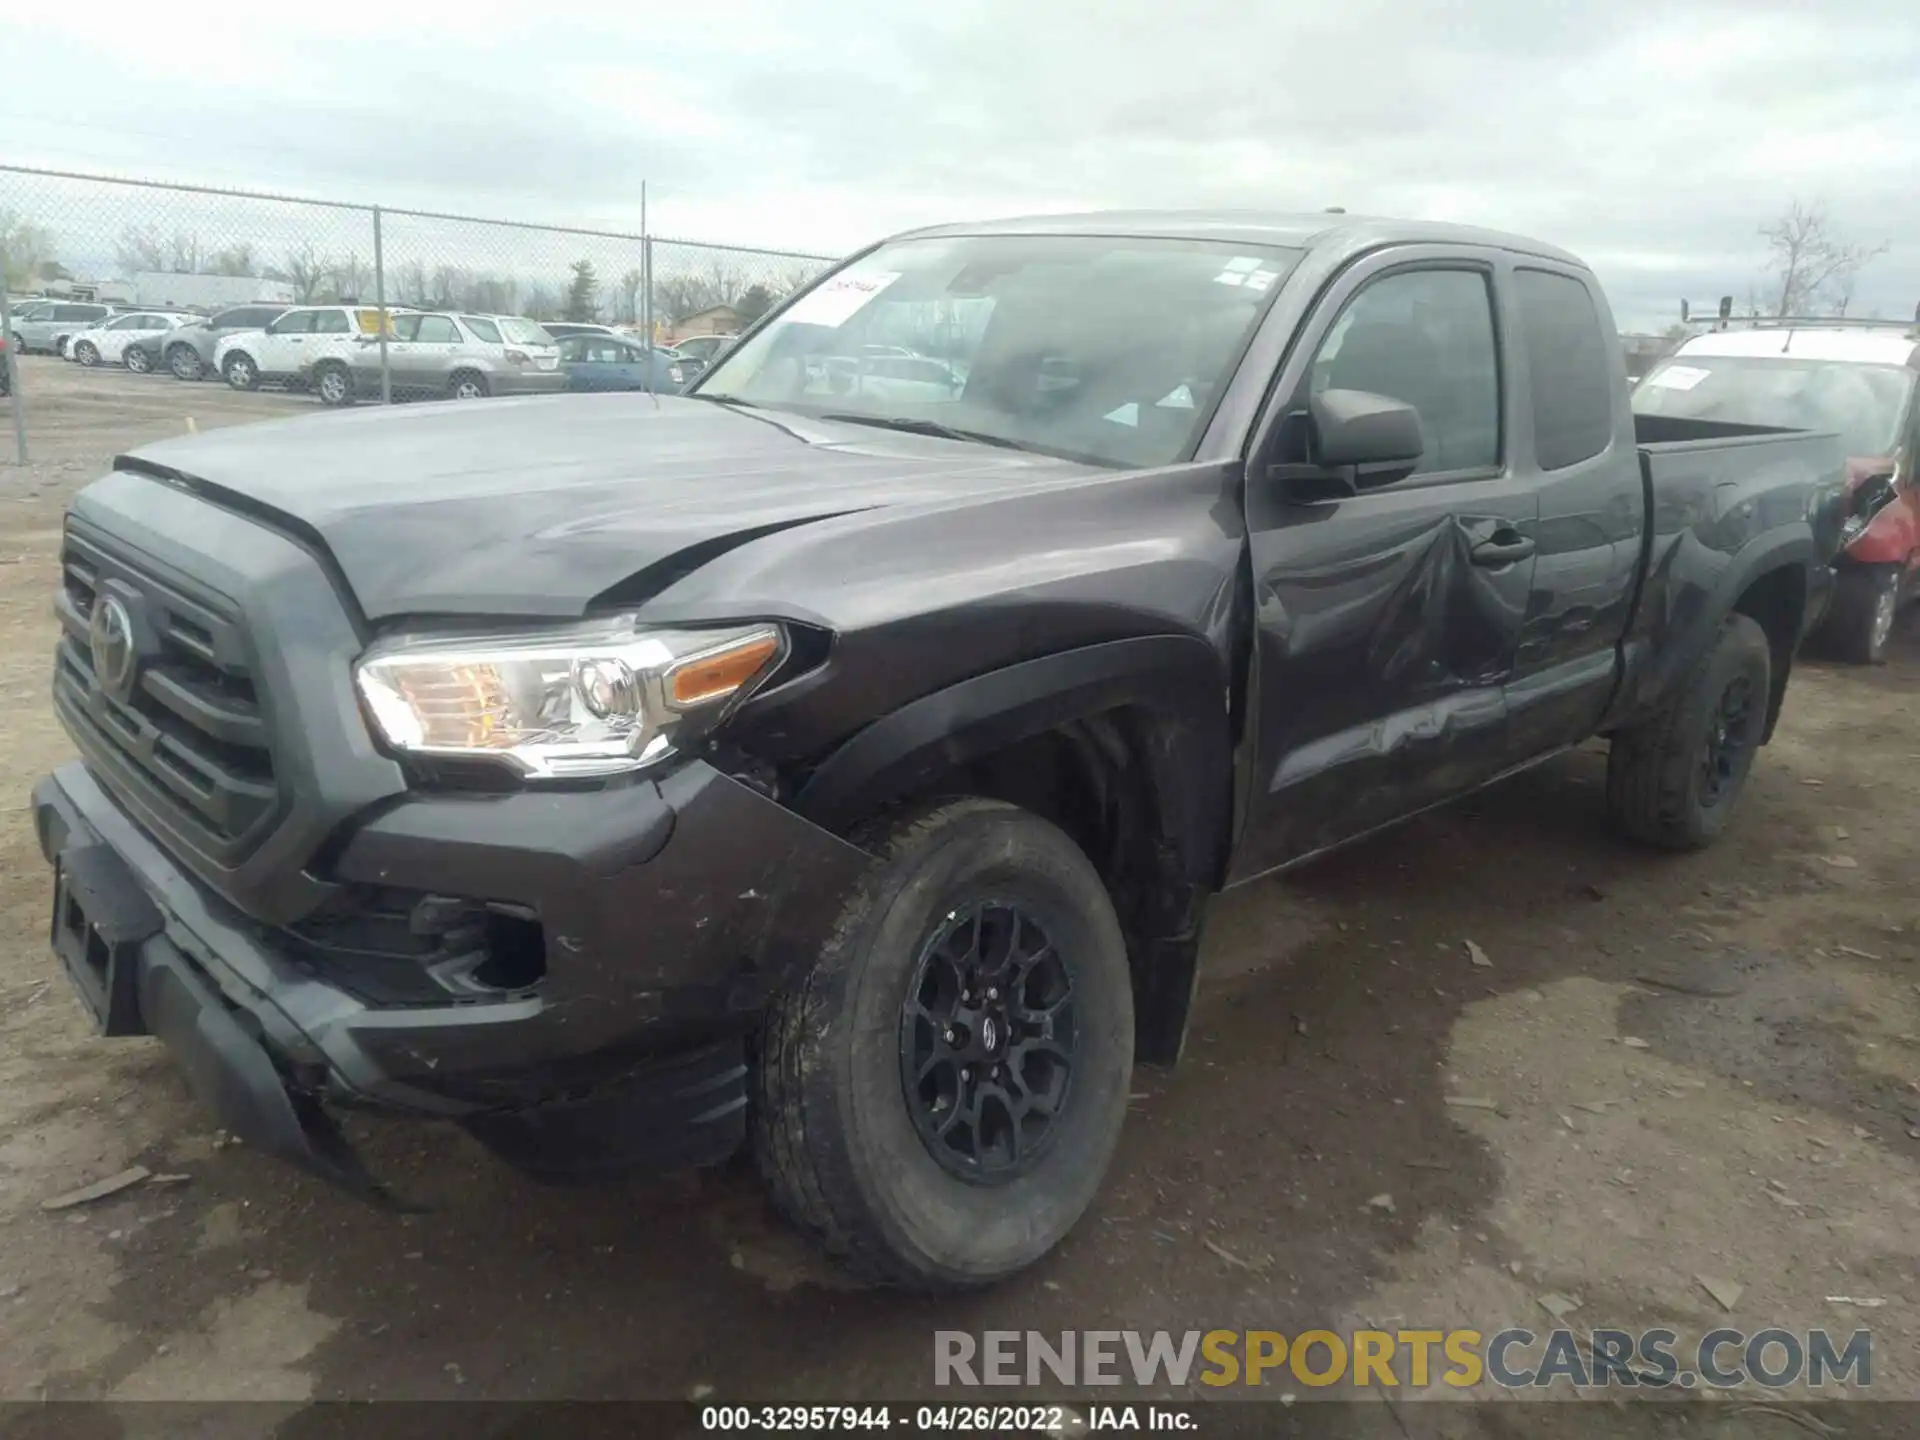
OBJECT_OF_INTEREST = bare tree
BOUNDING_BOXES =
[114,224,169,274]
[619,267,645,324]
[1760,201,1888,317]
[278,242,330,302]
[208,243,257,277]
[166,232,205,274]
[0,209,57,290]
[330,251,373,301]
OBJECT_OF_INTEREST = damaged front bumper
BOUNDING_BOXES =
[32,758,868,1199]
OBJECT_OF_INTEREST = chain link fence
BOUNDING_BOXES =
[0,163,839,460]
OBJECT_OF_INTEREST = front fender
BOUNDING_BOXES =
[792,635,1232,887]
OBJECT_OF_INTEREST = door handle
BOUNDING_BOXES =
[1470,532,1535,567]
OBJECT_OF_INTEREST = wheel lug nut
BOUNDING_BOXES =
[986,987,998,1000]
[943,1028,955,1043]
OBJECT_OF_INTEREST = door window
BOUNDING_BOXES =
[1513,270,1618,470]
[268,311,316,335]
[461,316,502,343]
[311,310,352,335]
[1310,269,1501,474]
[414,316,460,343]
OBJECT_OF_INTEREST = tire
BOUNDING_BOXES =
[1817,565,1900,665]
[124,345,153,374]
[167,344,204,381]
[753,798,1134,1289]
[1606,613,1772,852]
[73,341,99,367]
[313,361,355,408]
[449,370,490,400]
[222,352,259,391]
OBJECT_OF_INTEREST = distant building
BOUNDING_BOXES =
[669,304,741,342]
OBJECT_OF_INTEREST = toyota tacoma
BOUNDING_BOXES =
[34,212,1846,1288]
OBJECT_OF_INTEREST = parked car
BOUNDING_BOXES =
[555,332,686,392]
[672,333,737,366]
[31,211,1845,1289]
[313,313,564,406]
[539,322,620,341]
[13,302,114,355]
[130,305,290,381]
[66,312,196,369]
[0,334,11,397]
[1635,317,1920,663]
[214,305,407,391]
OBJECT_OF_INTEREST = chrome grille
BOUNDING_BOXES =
[53,530,280,859]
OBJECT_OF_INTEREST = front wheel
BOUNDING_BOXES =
[313,362,355,408]
[73,341,99,367]
[754,799,1134,1289]
[1818,565,1900,665]
[222,353,259,391]
[1606,613,1772,852]
[167,345,204,381]
[124,345,153,374]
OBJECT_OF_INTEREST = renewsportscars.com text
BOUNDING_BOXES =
[934,1328,1872,1390]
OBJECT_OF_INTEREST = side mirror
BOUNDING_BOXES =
[1308,388,1424,488]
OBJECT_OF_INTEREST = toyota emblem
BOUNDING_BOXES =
[89,594,138,700]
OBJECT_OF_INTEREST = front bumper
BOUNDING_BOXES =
[34,756,868,1194]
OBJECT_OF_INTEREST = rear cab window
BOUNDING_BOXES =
[1513,269,1619,470]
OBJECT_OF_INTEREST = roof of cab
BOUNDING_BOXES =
[892,210,1586,267]
[1673,328,1920,367]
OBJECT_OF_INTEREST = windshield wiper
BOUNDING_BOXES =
[815,414,1034,452]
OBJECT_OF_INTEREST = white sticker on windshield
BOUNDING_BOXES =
[1222,256,1262,273]
[1213,272,1247,287]
[1104,402,1140,427]
[1645,364,1710,392]
[781,270,902,328]
[1156,384,1195,410]
[1244,270,1278,292]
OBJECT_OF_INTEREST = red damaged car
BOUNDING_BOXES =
[1635,318,1920,662]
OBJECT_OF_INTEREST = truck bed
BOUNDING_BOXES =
[1602,414,1849,734]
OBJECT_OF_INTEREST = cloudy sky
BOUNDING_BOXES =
[4,0,1917,331]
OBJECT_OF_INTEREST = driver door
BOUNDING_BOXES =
[1230,253,1539,881]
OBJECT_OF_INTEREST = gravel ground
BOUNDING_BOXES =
[1,355,1916,1433]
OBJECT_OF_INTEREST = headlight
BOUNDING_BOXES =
[354,619,783,779]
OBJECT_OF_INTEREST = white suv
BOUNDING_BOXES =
[215,305,409,391]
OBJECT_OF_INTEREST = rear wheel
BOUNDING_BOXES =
[73,341,99,367]
[1818,564,1900,665]
[449,369,489,400]
[124,345,152,374]
[1606,613,1771,852]
[754,799,1134,1288]
[167,344,204,381]
[313,361,355,408]
[222,352,259,391]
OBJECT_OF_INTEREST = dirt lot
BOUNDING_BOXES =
[0,356,1916,1431]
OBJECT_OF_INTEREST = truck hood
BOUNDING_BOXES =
[114,394,1103,620]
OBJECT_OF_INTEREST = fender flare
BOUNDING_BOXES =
[792,636,1233,889]
[1611,527,1816,735]
[789,635,1234,1066]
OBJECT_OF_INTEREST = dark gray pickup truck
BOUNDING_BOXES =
[33,212,1845,1289]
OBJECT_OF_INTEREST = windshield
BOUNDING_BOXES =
[1634,354,1916,457]
[498,317,552,345]
[696,233,1302,467]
